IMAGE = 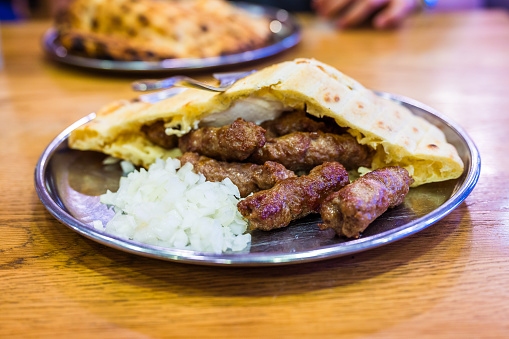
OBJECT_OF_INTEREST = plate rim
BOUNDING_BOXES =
[41,3,301,72]
[34,93,481,266]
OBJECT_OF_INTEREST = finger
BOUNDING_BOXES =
[314,0,352,18]
[336,0,390,28]
[373,0,418,28]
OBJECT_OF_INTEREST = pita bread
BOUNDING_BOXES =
[69,58,464,186]
[55,0,271,60]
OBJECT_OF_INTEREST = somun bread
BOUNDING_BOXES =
[55,0,271,61]
[69,58,464,187]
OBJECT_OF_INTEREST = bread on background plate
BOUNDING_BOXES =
[55,0,271,61]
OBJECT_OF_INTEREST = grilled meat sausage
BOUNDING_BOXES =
[180,152,296,198]
[141,120,178,149]
[248,131,373,171]
[178,118,266,162]
[237,162,350,231]
[260,110,346,138]
[319,166,414,238]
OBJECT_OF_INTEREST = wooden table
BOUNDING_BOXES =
[2,9,509,338]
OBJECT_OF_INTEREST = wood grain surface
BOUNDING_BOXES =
[1,9,509,338]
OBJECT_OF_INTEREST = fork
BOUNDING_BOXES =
[132,70,256,92]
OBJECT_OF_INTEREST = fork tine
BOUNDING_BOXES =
[138,87,188,104]
[132,76,188,91]
[132,70,257,92]
[213,70,257,86]
[134,70,258,103]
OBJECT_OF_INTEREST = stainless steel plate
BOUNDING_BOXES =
[34,93,480,266]
[42,3,300,73]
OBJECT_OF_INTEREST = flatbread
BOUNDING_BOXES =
[69,58,464,186]
[55,0,271,60]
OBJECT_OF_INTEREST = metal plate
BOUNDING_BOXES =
[34,93,480,266]
[41,3,300,73]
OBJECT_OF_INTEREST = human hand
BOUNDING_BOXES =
[312,0,420,29]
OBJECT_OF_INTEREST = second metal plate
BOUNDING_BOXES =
[42,3,301,73]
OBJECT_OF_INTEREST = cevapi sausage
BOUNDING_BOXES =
[237,162,350,231]
[179,152,296,198]
[248,131,373,171]
[179,118,266,161]
[319,166,414,238]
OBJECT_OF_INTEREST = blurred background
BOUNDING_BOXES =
[1,0,508,21]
